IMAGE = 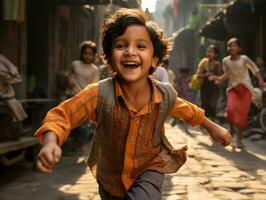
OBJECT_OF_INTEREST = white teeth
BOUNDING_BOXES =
[123,62,138,65]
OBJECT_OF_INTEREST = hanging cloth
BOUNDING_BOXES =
[17,0,25,22]
[3,0,25,22]
[3,0,19,21]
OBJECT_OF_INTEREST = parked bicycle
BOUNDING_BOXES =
[245,89,266,139]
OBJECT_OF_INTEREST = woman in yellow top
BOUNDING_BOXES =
[197,45,222,120]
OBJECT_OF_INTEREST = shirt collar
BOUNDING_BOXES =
[114,76,162,104]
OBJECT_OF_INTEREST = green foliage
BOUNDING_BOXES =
[189,7,208,30]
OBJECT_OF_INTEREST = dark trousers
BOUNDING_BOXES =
[99,170,164,200]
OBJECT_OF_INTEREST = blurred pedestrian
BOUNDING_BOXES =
[255,56,266,81]
[210,38,264,149]
[197,45,222,121]
[66,40,99,152]
[174,67,193,129]
[66,40,99,96]
[98,63,113,80]
[177,68,193,102]
[97,57,113,80]
[162,59,176,86]
[0,54,28,140]
[150,62,169,82]
[35,8,231,200]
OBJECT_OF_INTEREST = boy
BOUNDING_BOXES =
[35,8,231,200]
[66,40,99,151]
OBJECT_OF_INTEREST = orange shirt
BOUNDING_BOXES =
[35,78,204,197]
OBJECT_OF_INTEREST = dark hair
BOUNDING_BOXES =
[101,8,171,68]
[79,40,97,61]
[162,58,169,66]
[208,44,219,56]
[227,37,242,47]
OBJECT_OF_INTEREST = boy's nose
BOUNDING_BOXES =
[124,46,136,56]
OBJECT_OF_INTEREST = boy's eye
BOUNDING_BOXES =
[137,44,147,49]
[114,43,125,49]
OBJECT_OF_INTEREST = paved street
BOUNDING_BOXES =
[0,123,266,200]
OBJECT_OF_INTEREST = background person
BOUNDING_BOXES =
[196,45,222,121]
[150,63,169,82]
[255,56,266,82]
[162,58,176,86]
[66,40,99,152]
[0,54,28,140]
[210,38,264,149]
[173,67,193,129]
[176,68,193,102]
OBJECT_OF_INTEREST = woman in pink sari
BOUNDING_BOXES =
[210,38,264,148]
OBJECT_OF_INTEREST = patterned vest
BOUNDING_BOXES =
[87,77,186,196]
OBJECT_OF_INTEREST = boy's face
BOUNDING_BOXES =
[227,42,241,56]
[110,25,157,83]
[82,47,95,64]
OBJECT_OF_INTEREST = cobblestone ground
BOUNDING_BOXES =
[0,123,266,200]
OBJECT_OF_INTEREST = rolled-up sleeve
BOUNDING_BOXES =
[244,55,259,74]
[34,83,99,146]
[169,97,205,127]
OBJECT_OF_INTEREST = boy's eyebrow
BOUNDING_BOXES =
[136,39,150,43]
[114,38,151,44]
[113,38,126,42]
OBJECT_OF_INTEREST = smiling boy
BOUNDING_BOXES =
[35,8,231,200]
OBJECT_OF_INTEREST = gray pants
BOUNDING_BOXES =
[99,170,164,200]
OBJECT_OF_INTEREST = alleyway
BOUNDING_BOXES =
[0,123,266,200]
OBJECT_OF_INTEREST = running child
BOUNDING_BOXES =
[35,8,231,200]
[210,38,264,148]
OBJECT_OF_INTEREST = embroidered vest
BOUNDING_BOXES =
[87,77,186,195]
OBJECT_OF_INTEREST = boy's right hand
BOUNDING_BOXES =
[36,140,62,173]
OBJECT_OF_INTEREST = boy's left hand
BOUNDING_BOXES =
[211,128,231,146]
[202,117,231,146]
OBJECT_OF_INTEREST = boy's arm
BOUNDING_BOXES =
[35,84,99,173]
[35,83,99,145]
[201,117,231,146]
[170,98,231,146]
[170,97,205,127]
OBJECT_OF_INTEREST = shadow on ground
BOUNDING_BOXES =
[198,139,266,182]
[0,145,91,200]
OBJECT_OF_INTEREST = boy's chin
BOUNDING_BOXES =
[117,75,141,83]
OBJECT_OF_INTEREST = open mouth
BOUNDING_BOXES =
[123,61,140,69]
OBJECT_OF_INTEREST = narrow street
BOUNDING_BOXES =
[0,123,266,200]
[1,1,266,200]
